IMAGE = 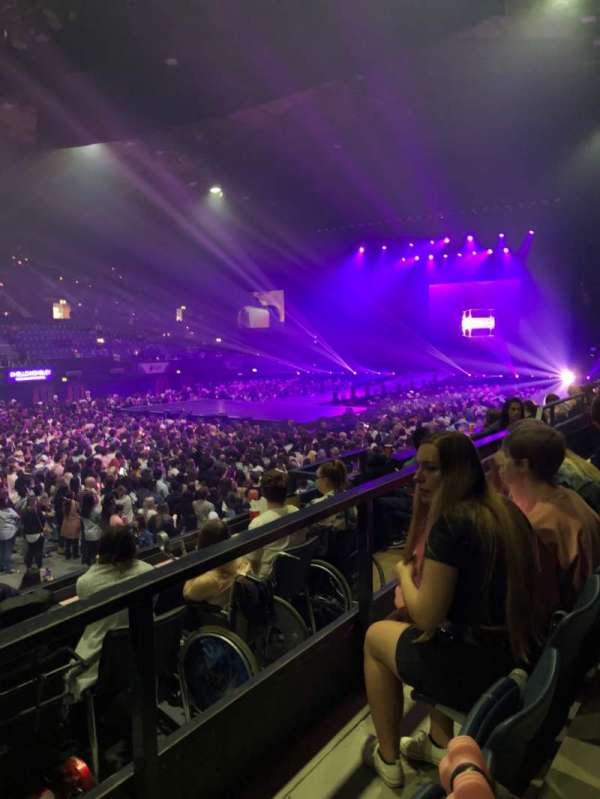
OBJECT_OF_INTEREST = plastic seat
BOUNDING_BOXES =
[229,575,310,666]
[178,627,259,717]
[0,646,79,796]
[406,785,447,799]
[522,574,600,781]
[273,536,321,632]
[83,607,185,778]
[480,647,559,795]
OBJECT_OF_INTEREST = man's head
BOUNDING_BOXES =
[260,470,288,505]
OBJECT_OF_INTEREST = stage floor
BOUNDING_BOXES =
[123,398,368,424]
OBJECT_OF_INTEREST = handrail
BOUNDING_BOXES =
[0,430,507,662]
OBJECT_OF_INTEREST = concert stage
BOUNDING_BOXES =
[123,397,368,424]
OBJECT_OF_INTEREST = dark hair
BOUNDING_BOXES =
[503,419,566,483]
[412,425,430,450]
[260,470,288,504]
[544,393,560,405]
[500,397,524,427]
[523,400,538,418]
[197,518,229,550]
[80,491,96,519]
[98,525,137,565]
[317,460,347,492]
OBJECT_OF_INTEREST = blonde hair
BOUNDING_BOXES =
[564,449,600,484]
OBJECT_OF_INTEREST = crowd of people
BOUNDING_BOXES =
[1,373,600,793]
[0,378,583,581]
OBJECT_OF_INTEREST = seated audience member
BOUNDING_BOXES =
[557,449,600,513]
[309,460,357,552]
[523,399,538,419]
[183,519,249,607]
[68,526,154,699]
[247,470,302,579]
[362,431,543,788]
[485,397,524,433]
[500,420,600,608]
[81,491,103,565]
[311,460,353,526]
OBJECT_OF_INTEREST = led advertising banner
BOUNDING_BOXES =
[7,368,53,383]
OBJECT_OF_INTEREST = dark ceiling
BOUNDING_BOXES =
[1,0,508,144]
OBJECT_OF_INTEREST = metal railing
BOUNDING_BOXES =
[1,381,598,798]
[0,430,510,799]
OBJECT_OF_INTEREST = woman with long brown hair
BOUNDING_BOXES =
[362,431,544,789]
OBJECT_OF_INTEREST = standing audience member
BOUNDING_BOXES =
[22,495,46,570]
[0,493,20,574]
[80,491,102,566]
[61,494,81,561]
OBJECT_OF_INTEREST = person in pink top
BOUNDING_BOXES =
[499,419,600,611]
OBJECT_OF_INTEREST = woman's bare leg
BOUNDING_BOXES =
[364,620,411,763]
[429,708,453,747]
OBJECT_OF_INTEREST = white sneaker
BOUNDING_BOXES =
[362,736,405,788]
[399,729,447,766]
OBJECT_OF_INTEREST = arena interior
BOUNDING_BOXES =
[1,2,600,798]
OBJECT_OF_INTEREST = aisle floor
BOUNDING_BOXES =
[273,689,437,799]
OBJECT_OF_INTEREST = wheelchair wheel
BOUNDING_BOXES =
[262,597,310,665]
[372,555,386,592]
[179,627,259,713]
[309,560,353,630]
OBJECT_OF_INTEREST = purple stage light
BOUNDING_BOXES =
[414,255,421,261]
[560,368,576,389]
[499,233,505,238]
[430,239,435,245]
[472,251,478,256]
[358,246,365,254]
[401,257,406,262]
[409,242,414,248]
[443,253,449,259]
[381,245,387,251]
[443,237,451,244]
[457,253,463,258]
[428,254,434,261]
[528,229,535,235]
[503,247,510,254]
[467,235,474,242]
[487,248,494,255]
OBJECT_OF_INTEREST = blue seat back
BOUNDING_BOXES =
[460,673,522,746]
[484,647,559,794]
[407,783,447,799]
